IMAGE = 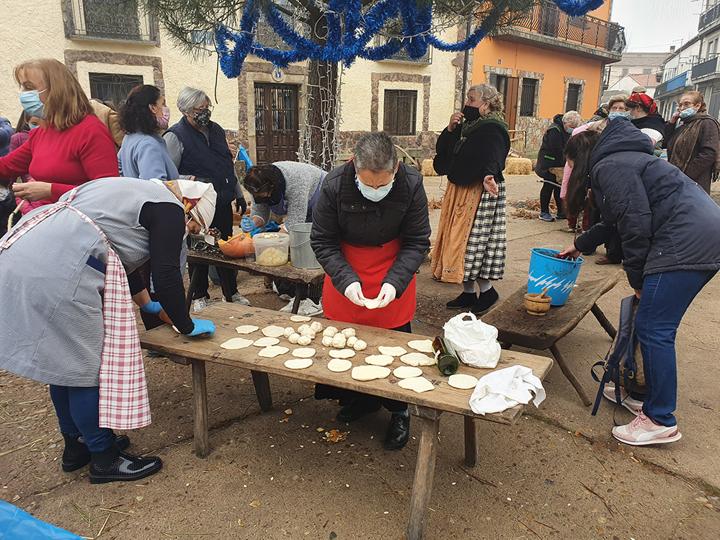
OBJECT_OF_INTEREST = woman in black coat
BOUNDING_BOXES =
[560,118,720,447]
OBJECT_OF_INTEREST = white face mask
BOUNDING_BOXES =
[356,176,394,202]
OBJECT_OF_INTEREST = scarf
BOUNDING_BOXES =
[454,111,508,155]
[160,179,217,232]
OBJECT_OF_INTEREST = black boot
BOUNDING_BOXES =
[383,411,410,451]
[446,292,477,309]
[471,287,499,314]
[89,445,162,484]
[337,397,381,423]
[62,433,131,472]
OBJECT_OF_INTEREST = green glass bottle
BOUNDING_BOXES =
[433,337,459,376]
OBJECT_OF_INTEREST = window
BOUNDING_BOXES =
[383,90,417,136]
[82,0,141,39]
[519,78,538,117]
[489,73,508,96]
[89,73,144,109]
[565,83,582,111]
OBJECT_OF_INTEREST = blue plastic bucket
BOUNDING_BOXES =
[527,248,584,306]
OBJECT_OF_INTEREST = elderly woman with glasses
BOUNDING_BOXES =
[164,87,248,312]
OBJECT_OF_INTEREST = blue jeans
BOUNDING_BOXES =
[635,270,717,426]
[49,386,114,452]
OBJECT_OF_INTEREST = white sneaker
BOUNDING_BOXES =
[192,297,210,313]
[280,298,323,316]
[602,384,644,416]
[612,412,682,446]
[271,282,292,301]
[224,293,251,306]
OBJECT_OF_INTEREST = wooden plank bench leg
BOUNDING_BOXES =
[251,371,273,412]
[463,416,477,468]
[191,359,210,458]
[591,303,617,339]
[549,344,592,406]
[407,406,442,540]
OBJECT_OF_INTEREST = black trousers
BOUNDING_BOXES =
[590,208,623,262]
[314,322,411,413]
[540,181,564,215]
[188,202,238,301]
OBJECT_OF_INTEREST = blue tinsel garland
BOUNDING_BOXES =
[214,0,607,77]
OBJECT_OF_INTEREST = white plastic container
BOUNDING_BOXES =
[254,232,290,266]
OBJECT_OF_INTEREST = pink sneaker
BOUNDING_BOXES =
[612,413,682,446]
[602,384,643,416]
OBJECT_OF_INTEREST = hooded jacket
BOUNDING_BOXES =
[535,114,570,181]
[574,118,720,289]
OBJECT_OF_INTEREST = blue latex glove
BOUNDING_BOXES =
[140,300,163,315]
[188,318,215,337]
[264,220,281,232]
[241,216,255,232]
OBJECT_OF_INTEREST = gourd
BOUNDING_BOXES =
[218,232,254,258]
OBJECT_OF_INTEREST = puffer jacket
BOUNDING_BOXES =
[535,114,569,180]
[574,117,720,290]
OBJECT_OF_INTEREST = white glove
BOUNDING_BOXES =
[344,282,367,307]
[375,283,397,309]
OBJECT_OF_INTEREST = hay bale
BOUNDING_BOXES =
[504,157,533,175]
[421,159,437,177]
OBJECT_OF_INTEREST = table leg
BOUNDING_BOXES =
[251,371,273,412]
[591,303,617,339]
[407,406,442,540]
[291,283,305,314]
[549,344,591,406]
[185,266,202,314]
[191,360,210,457]
[463,416,477,468]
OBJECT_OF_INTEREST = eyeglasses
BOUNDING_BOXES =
[191,104,214,114]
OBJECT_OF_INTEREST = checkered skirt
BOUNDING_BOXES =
[463,182,507,282]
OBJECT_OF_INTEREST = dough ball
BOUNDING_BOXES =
[321,336,333,347]
[323,326,338,337]
[353,339,367,352]
[288,333,301,344]
[346,336,358,348]
[310,321,323,333]
[341,328,356,338]
[331,334,346,348]
[283,327,295,338]
[298,335,312,346]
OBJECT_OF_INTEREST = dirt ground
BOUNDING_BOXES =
[2,175,719,540]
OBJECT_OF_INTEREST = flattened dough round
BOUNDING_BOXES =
[365,354,394,367]
[448,373,479,390]
[254,337,280,347]
[290,315,312,322]
[407,339,434,354]
[292,347,316,359]
[329,348,356,359]
[220,337,254,350]
[327,359,352,372]
[378,346,407,357]
[284,358,313,369]
[398,376,435,393]
[262,325,286,338]
[236,325,259,335]
[364,298,381,310]
[258,346,290,358]
[393,366,423,379]
[351,365,391,381]
[400,352,436,367]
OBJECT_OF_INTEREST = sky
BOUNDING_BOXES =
[610,0,702,52]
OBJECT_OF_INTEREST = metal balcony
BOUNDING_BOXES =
[65,0,159,43]
[692,56,720,81]
[699,3,720,31]
[655,71,691,99]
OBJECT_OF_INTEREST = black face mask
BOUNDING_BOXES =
[462,105,481,122]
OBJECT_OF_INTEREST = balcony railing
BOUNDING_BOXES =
[655,71,690,99]
[66,0,158,43]
[502,1,625,58]
[699,3,720,31]
[692,56,719,79]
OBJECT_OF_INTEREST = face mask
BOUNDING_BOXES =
[193,108,212,127]
[28,122,40,130]
[356,176,394,203]
[679,107,697,120]
[462,105,481,122]
[608,111,630,120]
[565,127,574,134]
[19,89,45,118]
[156,106,170,130]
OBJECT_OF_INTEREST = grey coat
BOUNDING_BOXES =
[0,178,182,387]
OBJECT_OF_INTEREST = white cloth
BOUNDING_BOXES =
[153,179,217,232]
[469,365,546,415]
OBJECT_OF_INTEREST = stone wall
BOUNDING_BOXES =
[337,131,439,167]
[515,116,553,154]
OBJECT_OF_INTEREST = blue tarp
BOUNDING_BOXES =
[0,500,81,539]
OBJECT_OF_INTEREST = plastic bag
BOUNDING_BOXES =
[443,312,501,369]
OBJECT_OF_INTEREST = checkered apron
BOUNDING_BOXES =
[0,191,151,430]
[463,182,507,282]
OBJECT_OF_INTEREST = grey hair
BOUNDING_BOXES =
[562,110,582,128]
[354,132,398,171]
[177,87,210,114]
[468,84,504,112]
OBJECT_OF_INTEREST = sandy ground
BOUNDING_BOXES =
[1,175,720,540]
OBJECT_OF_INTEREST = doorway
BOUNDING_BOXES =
[254,83,300,164]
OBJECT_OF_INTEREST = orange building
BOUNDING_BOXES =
[471,0,625,150]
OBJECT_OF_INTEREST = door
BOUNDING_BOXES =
[254,83,300,164]
[504,76,519,132]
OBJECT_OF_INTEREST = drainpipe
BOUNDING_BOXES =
[460,16,473,102]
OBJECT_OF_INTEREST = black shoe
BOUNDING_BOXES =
[62,433,131,472]
[471,287,499,314]
[383,412,410,451]
[446,292,477,309]
[336,398,381,423]
[89,446,162,484]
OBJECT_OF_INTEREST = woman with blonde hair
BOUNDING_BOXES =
[432,84,510,314]
[0,58,118,206]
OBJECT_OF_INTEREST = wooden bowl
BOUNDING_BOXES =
[524,292,552,316]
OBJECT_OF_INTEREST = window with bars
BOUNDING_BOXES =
[519,78,538,117]
[88,73,144,109]
[566,83,582,111]
[383,90,418,136]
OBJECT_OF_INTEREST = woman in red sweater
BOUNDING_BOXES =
[0,58,118,205]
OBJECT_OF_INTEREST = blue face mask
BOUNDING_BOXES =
[608,111,631,120]
[679,107,697,119]
[28,122,40,130]
[19,90,45,118]
[356,176,394,203]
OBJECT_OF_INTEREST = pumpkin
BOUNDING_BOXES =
[218,232,255,258]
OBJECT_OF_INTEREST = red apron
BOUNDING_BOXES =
[322,238,416,329]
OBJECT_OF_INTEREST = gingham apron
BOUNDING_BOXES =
[0,190,151,430]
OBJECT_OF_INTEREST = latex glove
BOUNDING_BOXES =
[188,318,215,337]
[375,283,397,309]
[241,216,255,232]
[140,300,163,315]
[344,282,367,307]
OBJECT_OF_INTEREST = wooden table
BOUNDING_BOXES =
[140,304,553,540]
[186,249,325,314]
[483,272,621,406]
